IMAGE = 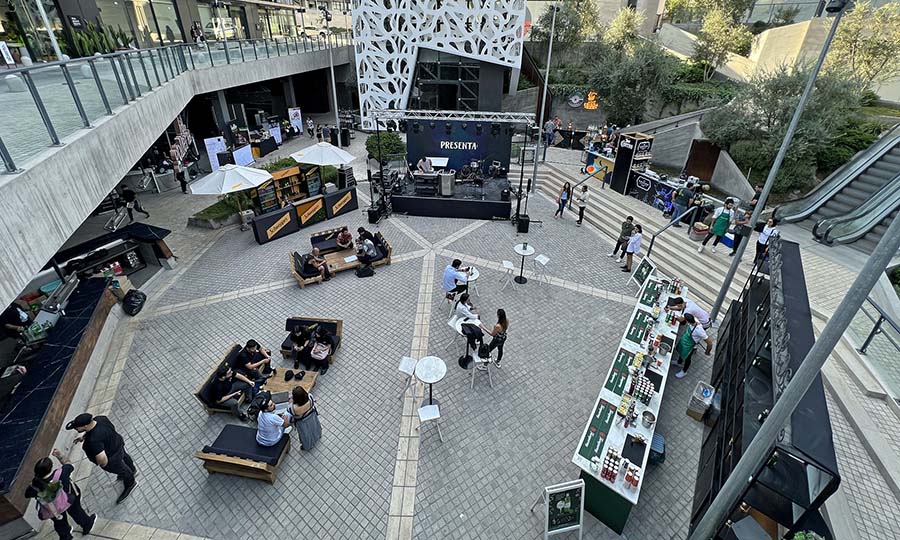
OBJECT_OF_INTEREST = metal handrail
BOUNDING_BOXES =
[0,32,354,174]
[646,205,699,259]
[564,165,609,210]
[858,296,900,355]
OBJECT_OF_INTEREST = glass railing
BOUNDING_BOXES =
[0,32,354,174]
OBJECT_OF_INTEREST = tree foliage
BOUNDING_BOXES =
[692,6,753,80]
[602,8,645,52]
[365,132,405,161]
[531,0,601,47]
[666,0,756,23]
[825,0,900,91]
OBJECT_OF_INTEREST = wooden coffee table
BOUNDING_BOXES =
[264,370,318,395]
[325,248,361,273]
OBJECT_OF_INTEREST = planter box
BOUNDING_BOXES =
[187,213,239,230]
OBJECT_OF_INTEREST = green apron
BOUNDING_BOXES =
[711,210,730,236]
[677,325,697,360]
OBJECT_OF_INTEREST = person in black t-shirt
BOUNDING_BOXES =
[233,339,274,380]
[208,365,257,420]
[120,188,150,222]
[66,413,137,504]
[25,448,97,539]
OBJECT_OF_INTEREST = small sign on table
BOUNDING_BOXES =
[530,479,584,539]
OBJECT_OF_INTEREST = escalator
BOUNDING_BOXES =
[775,124,900,253]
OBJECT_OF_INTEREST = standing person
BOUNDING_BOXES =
[481,309,509,368]
[66,414,137,504]
[120,188,150,222]
[730,209,751,256]
[175,163,188,194]
[621,224,642,273]
[554,182,571,219]
[575,185,590,226]
[315,124,323,142]
[543,118,555,147]
[25,449,97,539]
[674,313,713,379]
[670,182,694,226]
[289,386,321,450]
[754,218,780,267]
[665,297,712,330]
[323,124,332,142]
[608,216,635,263]
[698,198,735,254]
[306,118,315,138]
[748,184,763,209]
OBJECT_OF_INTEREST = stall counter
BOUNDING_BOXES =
[571,275,689,533]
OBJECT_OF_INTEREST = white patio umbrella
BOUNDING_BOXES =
[190,164,273,195]
[290,142,356,166]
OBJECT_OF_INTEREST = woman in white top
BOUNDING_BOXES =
[454,293,483,354]
[621,224,643,272]
[754,217,780,267]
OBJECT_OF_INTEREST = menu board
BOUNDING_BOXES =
[630,257,656,290]
[604,348,633,396]
[531,480,585,539]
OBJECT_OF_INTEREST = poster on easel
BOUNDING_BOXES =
[631,256,656,291]
[530,480,584,540]
[288,107,303,134]
[0,41,15,67]
[204,136,227,171]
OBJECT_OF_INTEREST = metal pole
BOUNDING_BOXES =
[0,135,18,173]
[60,65,91,127]
[22,71,60,145]
[858,316,883,354]
[323,7,341,144]
[708,7,845,322]
[34,0,63,61]
[529,1,557,193]
[687,213,900,540]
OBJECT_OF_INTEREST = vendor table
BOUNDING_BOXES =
[513,243,535,284]
[571,275,689,534]
[252,138,278,159]
[415,356,447,406]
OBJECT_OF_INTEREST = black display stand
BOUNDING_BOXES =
[609,132,654,195]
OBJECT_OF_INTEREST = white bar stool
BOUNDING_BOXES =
[398,356,418,400]
[471,353,494,389]
[417,404,444,442]
[500,260,515,290]
[533,254,550,285]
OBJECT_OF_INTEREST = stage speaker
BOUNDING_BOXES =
[517,215,530,233]
[501,189,510,201]
[368,208,380,224]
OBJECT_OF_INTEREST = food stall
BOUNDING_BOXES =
[572,275,688,534]
[251,165,325,214]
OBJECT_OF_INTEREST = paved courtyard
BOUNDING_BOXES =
[71,188,713,539]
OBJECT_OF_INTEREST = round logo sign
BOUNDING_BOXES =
[568,93,584,108]
[702,388,712,398]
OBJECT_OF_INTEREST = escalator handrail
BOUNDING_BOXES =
[775,124,900,223]
[816,171,900,245]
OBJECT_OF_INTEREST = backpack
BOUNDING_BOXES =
[355,266,375,278]
[246,390,272,420]
[35,469,72,520]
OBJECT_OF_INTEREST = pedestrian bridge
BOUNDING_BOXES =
[0,38,353,308]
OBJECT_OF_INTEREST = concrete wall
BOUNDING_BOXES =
[647,123,701,170]
[711,149,754,200]
[0,47,352,309]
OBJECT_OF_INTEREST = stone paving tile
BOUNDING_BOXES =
[412,265,713,540]
[392,215,483,246]
[81,259,422,540]
[444,192,637,295]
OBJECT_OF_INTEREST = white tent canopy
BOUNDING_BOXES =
[290,142,355,167]
[190,164,273,195]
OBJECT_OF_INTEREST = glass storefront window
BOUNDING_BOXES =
[150,0,183,44]
[95,0,139,48]
[200,2,241,39]
[7,0,65,60]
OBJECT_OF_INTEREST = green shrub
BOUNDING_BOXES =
[260,157,299,172]
[729,140,774,173]
[860,89,879,107]
[815,145,855,175]
[773,155,816,195]
[194,192,251,221]
[673,61,707,84]
[321,165,338,184]
[365,132,404,161]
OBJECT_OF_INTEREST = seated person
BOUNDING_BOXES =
[305,247,332,281]
[336,227,353,249]
[454,293,482,352]
[232,339,273,381]
[357,227,376,244]
[288,324,315,370]
[441,259,470,297]
[1,302,31,341]
[207,365,258,421]
[357,235,379,268]
[297,326,335,375]
[416,157,434,174]
[256,395,292,446]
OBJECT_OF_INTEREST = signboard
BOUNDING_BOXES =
[324,187,359,219]
[288,107,303,133]
[530,480,584,540]
[630,256,656,290]
[204,136,227,171]
[251,205,299,245]
[0,41,14,66]
[268,126,283,145]
[406,119,513,173]
[294,195,326,227]
[232,143,254,166]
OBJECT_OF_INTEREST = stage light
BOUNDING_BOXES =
[461,123,468,130]
[430,121,436,129]
[446,123,452,134]
[491,123,500,136]
[413,122,421,134]
[476,124,483,135]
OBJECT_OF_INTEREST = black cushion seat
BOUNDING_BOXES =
[201,425,289,466]
[198,345,242,408]
[293,252,320,279]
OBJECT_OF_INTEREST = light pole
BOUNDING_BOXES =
[708,0,849,322]
[321,4,342,145]
[529,1,559,193]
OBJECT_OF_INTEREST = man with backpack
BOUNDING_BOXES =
[66,413,137,504]
[25,448,97,540]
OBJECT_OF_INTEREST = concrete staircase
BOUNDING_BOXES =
[535,162,754,309]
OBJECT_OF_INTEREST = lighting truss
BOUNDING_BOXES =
[371,109,535,125]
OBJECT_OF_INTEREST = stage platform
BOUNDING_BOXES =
[390,176,512,220]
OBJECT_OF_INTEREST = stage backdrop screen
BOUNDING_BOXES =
[406,120,513,173]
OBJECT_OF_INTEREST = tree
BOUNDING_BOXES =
[826,0,900,91]
[531,0,601,48]
[365,132,404,162]
[603,8,645,52]
[692,6,753,80]
[666,0,756,23]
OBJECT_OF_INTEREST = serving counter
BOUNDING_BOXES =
[572,275,689,533]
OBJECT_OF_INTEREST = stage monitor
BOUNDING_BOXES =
[406,120,513,173]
